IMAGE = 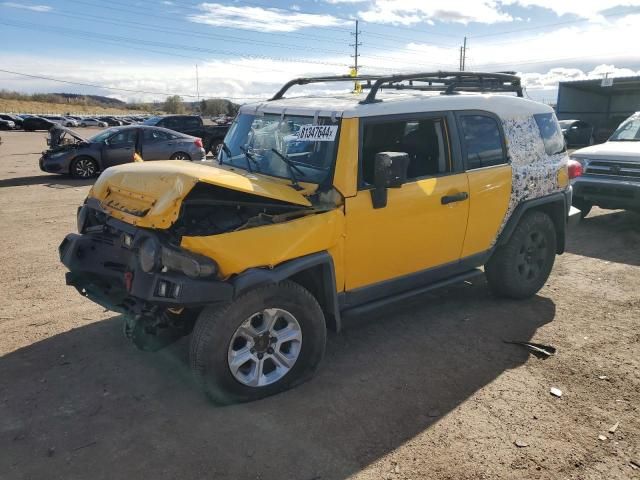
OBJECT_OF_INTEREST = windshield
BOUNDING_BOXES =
[218,112,340,185]
[609,116,640,141]
[143,116,162,125]
[89,128,119,143]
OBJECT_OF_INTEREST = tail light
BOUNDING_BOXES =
[194,138,203,149]
[568,159,583,179]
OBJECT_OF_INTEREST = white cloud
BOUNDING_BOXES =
[1,2,52,12]
[356,0,513,25]
[502,0,640,20]
[187,3,348,32]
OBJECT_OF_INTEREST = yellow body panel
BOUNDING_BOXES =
[344,174,470,290]
[181,209,345,279]
[88,160,313,228]
[461,165,512,257]
[332,118,359,198]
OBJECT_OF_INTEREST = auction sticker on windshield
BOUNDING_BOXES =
[296,125,338,142]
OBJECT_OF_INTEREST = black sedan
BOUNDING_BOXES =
[22,116,55,131]
[559,120,595,147]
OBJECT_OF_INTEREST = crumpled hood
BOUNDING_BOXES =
[572,141,640,162]
[89,161,312,228]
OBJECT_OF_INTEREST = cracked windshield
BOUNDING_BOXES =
[219,113,339,184]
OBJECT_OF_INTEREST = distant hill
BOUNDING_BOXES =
[51,93,127,106]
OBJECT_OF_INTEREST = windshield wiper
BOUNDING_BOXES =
[270,148,305,190]
[239,145,261,172]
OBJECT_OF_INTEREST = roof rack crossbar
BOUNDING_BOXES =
[360,71,522,104]
[268,71,522,103]
[269,75,384,101]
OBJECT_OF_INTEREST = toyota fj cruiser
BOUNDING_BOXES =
[60,72,580,404]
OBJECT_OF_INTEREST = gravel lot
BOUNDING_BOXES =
[0,130,638,480]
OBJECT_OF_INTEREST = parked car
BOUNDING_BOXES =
[22,116,55,131]
[40,125,206,178]
[143,115,229,154]
[79,118,108,128]
[570,112,640,217]
[0,118,16,130]
[98,116,123,126]
[40,115,77,127]
[0,114,23,129]
[59,72,580,404]
[559,119,594,147]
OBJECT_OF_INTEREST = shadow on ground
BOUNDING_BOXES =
[0,175,94,189]
[0,281,555,480]
[566,209,640,266]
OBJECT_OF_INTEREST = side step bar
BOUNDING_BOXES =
[341,269,484,320]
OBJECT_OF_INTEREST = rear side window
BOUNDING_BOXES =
[534,113,566,155]
[184,117,201,129]
[459,115,506,169]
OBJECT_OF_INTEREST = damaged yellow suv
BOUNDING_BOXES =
[60,72,579,403]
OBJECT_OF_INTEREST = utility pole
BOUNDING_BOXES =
[460,36,468,71]
[350,20,362,89]
[195,64,200,102]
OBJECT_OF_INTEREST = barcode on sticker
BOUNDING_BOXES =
[296,125,338,142]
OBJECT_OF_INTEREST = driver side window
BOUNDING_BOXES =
[361,116,450,186]
[108,129,137,146]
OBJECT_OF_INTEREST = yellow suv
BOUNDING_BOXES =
[60,72,579,403]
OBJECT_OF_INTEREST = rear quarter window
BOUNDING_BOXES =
[534,113,566,155]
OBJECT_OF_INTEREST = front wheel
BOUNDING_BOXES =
[71,156,98,178]
[485,211,557,299]
[190,281,327,404]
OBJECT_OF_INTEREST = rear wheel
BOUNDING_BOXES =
[190,281,326,404]
[170,152,191,160]
[70,156,98,178]
[485,211,557,299]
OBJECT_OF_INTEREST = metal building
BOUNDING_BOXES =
[556,76,640,142]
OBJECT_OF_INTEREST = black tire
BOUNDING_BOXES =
[170,151,191,160]
[485,211,557,299]
[190,281,327,404]
[70,156,99,179]
[573,197,592,218]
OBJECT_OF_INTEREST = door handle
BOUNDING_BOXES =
[441,192,469,205]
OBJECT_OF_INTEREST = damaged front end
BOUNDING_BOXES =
[60,161,343,350]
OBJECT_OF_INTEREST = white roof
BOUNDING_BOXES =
[240,91,553,120]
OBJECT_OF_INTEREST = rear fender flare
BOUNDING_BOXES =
[497,191,569,254]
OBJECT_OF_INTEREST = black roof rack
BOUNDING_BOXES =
[269,71,523,103]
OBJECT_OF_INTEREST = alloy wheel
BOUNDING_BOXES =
[516,230,547,281]
[227,308,302,387]
[73,158,96,178]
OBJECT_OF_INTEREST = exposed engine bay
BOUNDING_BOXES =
[169,183,339,238]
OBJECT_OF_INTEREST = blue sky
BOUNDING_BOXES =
[1,0,639,103]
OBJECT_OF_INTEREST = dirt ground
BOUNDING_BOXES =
[0,130,638,480]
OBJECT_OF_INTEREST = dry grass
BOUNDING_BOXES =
[0,98,143,116]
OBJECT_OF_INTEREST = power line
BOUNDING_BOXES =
[0,19,350,68]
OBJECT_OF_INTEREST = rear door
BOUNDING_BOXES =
[455,112,512,258]
[343,112,470,301]
[141,128,177,160]
[101,129,138,167]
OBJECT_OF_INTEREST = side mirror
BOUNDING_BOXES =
[371,151,409,209]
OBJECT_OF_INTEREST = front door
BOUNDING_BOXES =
[102,128,138,167]
[344,113,470,300]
